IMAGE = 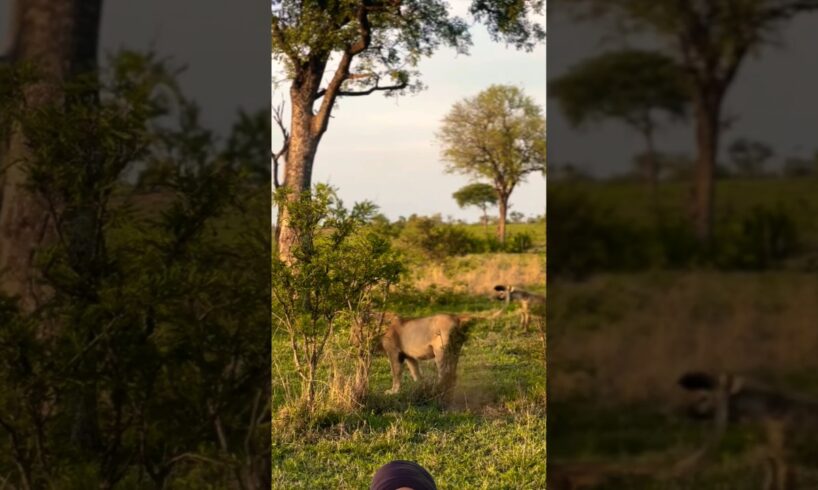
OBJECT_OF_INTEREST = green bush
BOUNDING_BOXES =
[506,231,535,253]
[715,203,801,269]
[547,187,652,277]
[548,186,807,275]
[396,215,482,260]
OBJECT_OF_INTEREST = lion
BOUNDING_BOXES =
[380,312,480,395]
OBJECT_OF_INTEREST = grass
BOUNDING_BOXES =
[456,222,546,248]
[410,253,545,295]
[548,271,818,488]
[272,286,546,489]
[554,178,818,245]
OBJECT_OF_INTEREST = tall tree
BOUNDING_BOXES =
[549,49,687,193]
[0,0,103,309]
[437,85,545,243]
[272,0,545,262]
[558,0,818,242]
[452,182,497,233]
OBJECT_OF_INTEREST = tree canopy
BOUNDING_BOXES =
[272,0,544,260]
[556,0,818,241]
[549,49,687,133]
[438,84,545,241]
[453,182,498,211]
[550,49,688,189]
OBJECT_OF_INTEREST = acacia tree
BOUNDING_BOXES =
[558,0,818,243]
[272,0,545,262]
[437,85,545,243]
[452,182,497,233]
[549,49,688,193]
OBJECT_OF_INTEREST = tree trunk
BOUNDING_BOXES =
[642,125,658,196]
[497,194,509,244]
[275,62,326,263]
[0,1,104,473]
[0,0,102,310]
[276,109,316,262]
[691,87,723,245]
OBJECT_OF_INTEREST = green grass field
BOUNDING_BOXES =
[272,287,546,489]
[548,271,818,488]
[457,222,546,249]
[554,178,818,244]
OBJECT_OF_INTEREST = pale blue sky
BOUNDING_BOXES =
[273,8,546,222]
[2,1,544,222]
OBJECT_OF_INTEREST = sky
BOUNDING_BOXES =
[272,6,546,222]
[1,0,269,137]
[5,3,817,215]
[549,10,818,177]
[1,0,544,223]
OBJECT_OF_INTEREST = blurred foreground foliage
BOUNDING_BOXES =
[0,52,270,488]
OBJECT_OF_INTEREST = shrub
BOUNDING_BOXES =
[506,231,535,253]
[715,203,801,269]
[396,215,482,260]
[272,185,405,411]
[547,187,650,277]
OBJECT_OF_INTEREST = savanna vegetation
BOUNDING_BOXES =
[548,270,818,488]
[547,168,818,488]
[0,53,271,488]
[272,186,546,489]
[549,3,818,487]
[272,1,546,488]
[548,143,818,489]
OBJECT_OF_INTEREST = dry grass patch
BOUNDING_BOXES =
[412,253,545,294]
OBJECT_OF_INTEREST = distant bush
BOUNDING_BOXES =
[391,284,484,315]
[548,187,652,277]
[397,215,482,260]
[480,235,505,253]
[506,231,535,253]
[714,203,801,269]
[650,212,701,267]
[549,186,806,275]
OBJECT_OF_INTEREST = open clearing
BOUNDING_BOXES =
[549,271,818,488]
[272,258,546,489]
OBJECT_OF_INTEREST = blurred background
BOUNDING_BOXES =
[547,1,818,487]
[0,1,270,487]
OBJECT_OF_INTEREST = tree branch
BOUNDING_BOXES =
[272,103,289,189]
[312,4,373,135]
[335,81,409,97]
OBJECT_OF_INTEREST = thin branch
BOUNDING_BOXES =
[208,402,230,453]
[312,4,373,135]
[335,81,408,97]
[244,389,262,459]
[167,452,227,466]
[272,103,289,189]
